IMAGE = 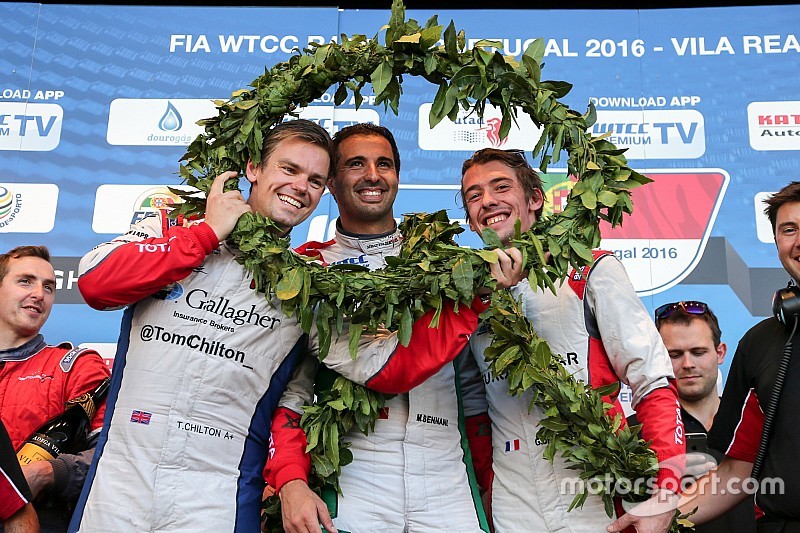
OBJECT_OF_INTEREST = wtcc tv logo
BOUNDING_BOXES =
[0,102,63,151]
[592,110,705,159]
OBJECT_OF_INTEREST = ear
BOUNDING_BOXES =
[245,159,259,185]
[716,342,727,365]
[467,215,480,234]
[529,188,544,213]
[327,175,338,200]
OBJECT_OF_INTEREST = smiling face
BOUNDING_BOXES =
[774,201,800,284]
[660,319,725,403]
[245,137,330,233]
[0,256,55,349]
[462,160,543,245]
[328,134,399,234]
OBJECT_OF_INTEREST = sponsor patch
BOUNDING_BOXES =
[130,410,152,425]
[60,346,87,372]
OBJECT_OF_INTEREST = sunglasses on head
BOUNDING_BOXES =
[654,301,710,323]
[471,148,529,164]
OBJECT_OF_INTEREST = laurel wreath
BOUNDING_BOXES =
[172,1,692,530]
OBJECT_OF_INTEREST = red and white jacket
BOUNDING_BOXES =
[467,252,683,533]
[265,225,491,532]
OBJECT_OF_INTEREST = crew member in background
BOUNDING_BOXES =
[458,148,684,533]
[679,182,800,532]
[1,420,39,533]
[635,300,755,533]
[0,245,109,532]
[265,124,522,533]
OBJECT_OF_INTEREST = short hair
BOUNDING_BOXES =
[460,148,544,222]
[656,305,722,348]
[259,119,335,172]
[332,123,401,175]
[764,181,800,234]
[0,245,51,283]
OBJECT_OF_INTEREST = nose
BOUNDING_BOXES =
[363,162,380,183]
[30,282,45,300]
[480,190,499,209]
[291,175,309,195]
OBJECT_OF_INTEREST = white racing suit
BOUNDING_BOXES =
[267,225,490,533]
[467,252,683,533]
[71,212,317,532]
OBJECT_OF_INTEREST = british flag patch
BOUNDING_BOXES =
[130,410,152,425]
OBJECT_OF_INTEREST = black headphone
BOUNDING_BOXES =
[773,284,800,325]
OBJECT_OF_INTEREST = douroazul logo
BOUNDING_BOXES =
[0,185,22,226]
[158,102,183,132]
[106,99,216,146]
[131,187,182,225]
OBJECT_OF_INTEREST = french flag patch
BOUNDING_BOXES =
[131,410,152,425]
[504,439,520,452]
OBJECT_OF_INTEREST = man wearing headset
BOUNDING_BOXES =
[676,181,800,533]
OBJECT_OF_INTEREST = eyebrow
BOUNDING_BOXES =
[14,272,56,286]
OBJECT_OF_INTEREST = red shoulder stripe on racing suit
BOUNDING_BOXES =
[572,251,684,489]
[265,296,490,491]
[264,407,311,492]
[723,388,763,463]
[366,296,489,394]
[295,239,335,264]
[78,218,218,310]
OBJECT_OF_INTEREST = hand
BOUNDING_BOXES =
[203,171,252,242]
[278,479,337,533]
[607,489,678,533]
[488,247,524,290]
[684,452,717,480]
[21,460,54,499]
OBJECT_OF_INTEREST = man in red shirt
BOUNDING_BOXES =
[0,246,109,532]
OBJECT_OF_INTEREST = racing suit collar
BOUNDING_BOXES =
[335,219,402,255]
[0,334,47,363]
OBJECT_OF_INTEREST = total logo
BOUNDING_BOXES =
[0,183,59,233]
[591,110,705,159]
[106,99,217,146]
[0,102,63,151]
[417,103,543,151]
[747,101,800,151]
